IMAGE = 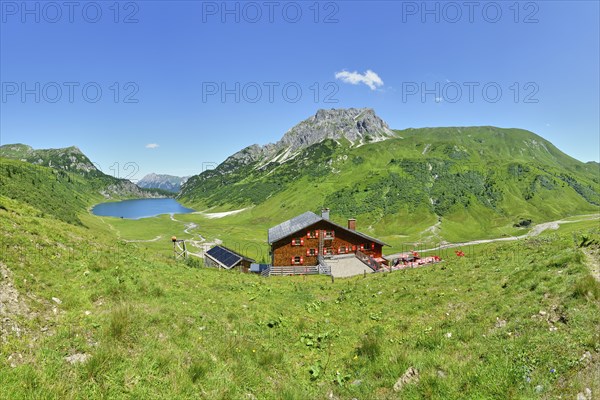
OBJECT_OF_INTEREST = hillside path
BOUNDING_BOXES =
[386,214,599,259]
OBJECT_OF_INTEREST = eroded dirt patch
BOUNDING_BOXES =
[0,262,29,343]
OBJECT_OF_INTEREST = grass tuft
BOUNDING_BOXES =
[356,328,382,360]
[572,275,600,300]
[108,304,132,340]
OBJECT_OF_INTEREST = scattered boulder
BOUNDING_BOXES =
[7,352,24,368]
[393,367,419,392]
[326,390,339,400]
[495,318,507,329]
[579,351,592,365]
[576,388,592,400]
[64,353,90,364]
[51,297,62,305]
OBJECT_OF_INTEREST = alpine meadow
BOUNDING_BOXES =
[1,108,599,399]
[1,1,599,399]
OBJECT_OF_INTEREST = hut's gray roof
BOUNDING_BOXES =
[267,211,388,246]
[268,211,322,243]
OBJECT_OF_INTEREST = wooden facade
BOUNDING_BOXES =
[270,219,384,267]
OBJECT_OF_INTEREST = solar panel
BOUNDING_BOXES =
[206,246,242,269]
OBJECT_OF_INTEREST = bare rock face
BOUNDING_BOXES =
[280,108,395,151]
[226,108,395,166]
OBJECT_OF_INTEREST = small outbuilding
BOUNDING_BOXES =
[249,263,270,274]
[204,245,255,272]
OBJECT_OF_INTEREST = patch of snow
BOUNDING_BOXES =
[198,208,250,219]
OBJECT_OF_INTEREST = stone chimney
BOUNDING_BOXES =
[321,208,330,220]
[348,218,356,231]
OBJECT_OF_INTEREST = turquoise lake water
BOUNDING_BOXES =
[91,198,194,219]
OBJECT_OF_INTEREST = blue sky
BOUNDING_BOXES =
[1,1,598,180]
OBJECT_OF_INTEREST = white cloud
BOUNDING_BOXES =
[145,143,159,149]
[335,69,384,90]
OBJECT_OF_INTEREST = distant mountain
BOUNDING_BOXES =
[137,173,189,193]
[179,108,600,242]
[0,144,169,225]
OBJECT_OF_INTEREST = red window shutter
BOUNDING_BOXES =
[291,239,295,246]
[291,257,294,264]
[352,245,357,251]
[301,238,304,245]
[338,247,341,254]
[300,256,304,264]
[307,231,310,238]
[360,244,364,250]
[306,249,310,256]
[315,230,319,237]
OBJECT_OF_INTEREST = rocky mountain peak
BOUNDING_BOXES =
[280,108,395,151]
[227,108,395,166]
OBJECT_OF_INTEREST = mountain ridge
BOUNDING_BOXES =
[0,143,168,200]
[0,145,170,225]
[137,173,189,193]
[178,109,599,244]
[224,108,396,167]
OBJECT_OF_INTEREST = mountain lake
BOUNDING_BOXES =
[91,198,195,219]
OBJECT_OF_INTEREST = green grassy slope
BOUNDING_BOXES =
[0,144,172,214]
[179,127,599,247]
[0,193,599,399]
[0,158,106,225]
[0,154,172,226]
